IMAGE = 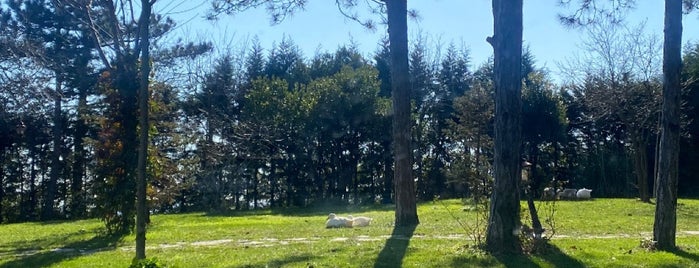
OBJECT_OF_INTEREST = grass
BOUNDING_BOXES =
[0,198,698,267]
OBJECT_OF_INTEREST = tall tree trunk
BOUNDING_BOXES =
[485,0,523,253]
[270,158,277,208]
[382,138,393,204]
[43,78,62,221]
[632,132,650,203]
[654,0,682,251]
[135,0,153,259]
[386,0,419,227]
[29,150,37,219]
[0,154,4,222]
[526,150,544,238]
[70,86,88,218]
[119,57,138,232]
[653,113,662,198]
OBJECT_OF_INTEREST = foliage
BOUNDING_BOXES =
[2,8,699,235]
[448,62,494,201]
[678,42,699,196]
[147,82,193,213]
[522,68,568,195]
[557,0,636,26]
[559,20,661,200]
[91,71,137,234]
[130,257,166,268]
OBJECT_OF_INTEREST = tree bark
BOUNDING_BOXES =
[632,132,650,203]
[43,77,62,221]
[653,0,682,251]
[71,86,88,218]
[135,0,153,260]
[382,138,393,204]
[386,0,418,226]
[526,153,544,238]
[0,156,4,222]
[486,0,523,253]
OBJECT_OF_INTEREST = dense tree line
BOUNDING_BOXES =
[1,1,699,242]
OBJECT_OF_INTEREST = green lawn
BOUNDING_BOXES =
[1,198,698,267]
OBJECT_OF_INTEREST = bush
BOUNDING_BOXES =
[130,257,165,268]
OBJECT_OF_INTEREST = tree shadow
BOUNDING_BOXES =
[491,253,539,268]
[534,241,586,268]
[449,241,585,268]
[373,224,416,268]
[670,247,699,263]
[231,253,316,268]
[0,231,124,268]
[677,202,699,220]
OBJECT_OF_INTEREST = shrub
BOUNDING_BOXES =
[130,257,165,268]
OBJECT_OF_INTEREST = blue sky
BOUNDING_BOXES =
[161,1,699,81]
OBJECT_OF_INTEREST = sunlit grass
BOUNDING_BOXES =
[0,198,698,267]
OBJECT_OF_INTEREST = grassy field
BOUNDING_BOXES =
[1,198,698,267]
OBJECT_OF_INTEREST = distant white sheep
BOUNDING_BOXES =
[347,215,373,227]
[541,187,556,200]
[326,213,353,228]
[576,188,592,200]
[557,188,577,200]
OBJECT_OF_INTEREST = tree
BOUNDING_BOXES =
[385,0,418,226]
[558,0,636,26]
[653,0,682,250]
[448,62,495,202]
[560,20,662,201]
[183,56,238,211]
[0,0,88,221]
[563,0,688,251]
[485,0,524,253]
[679,43,699,196]
[429,43,471,198]
[521,67,568,238]
[374,39,394,203]
[135,0,155,260]
[209,0,419,226]
[410,38,435,200]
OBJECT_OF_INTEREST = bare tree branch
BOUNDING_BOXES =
[208,0,308,23]
[558,0,635,27]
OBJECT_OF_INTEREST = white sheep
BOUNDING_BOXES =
[347,215,373,227]
[541,187,556,200]
[576,188,592,200]
[557,188,577,200]
[326,213,353,228]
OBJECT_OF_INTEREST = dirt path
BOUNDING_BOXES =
[111,230,699,252]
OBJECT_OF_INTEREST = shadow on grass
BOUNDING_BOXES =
[0,232,123,268]
[670,247,699,263]
[449,241,585,268]
[373,224,417,268]
[678,202,699,220]
[231,253,316,268]
[533,242,585,268]
[490,253,539,268]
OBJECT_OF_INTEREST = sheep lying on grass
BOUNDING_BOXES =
[347,215,372,227]
[326,213,353,228]
[554,187,593,200]
[576,188,592,199]
[557,188,578,200]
